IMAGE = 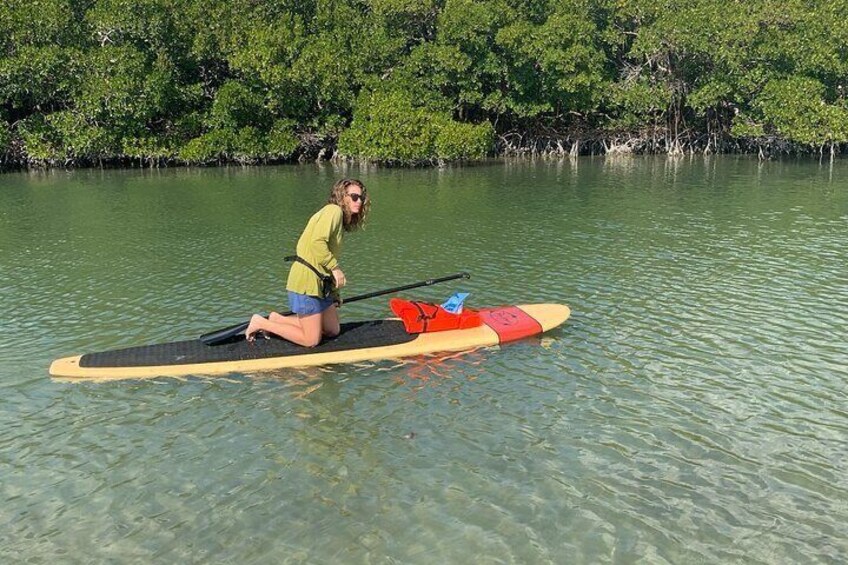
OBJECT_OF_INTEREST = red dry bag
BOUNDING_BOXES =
[389,298,483,333]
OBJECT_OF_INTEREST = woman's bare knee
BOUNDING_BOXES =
[303,335,322,347]
[323,326,340,338]
[297,313,324,347]
[322,306,340,338]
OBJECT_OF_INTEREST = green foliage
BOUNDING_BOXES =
[338,88,492,163]
[749,77,848,145]
[231,126,266,162]
[85,0,184,55]
[179,129,235,164]
[495,6,609,116]
[18,115,65,162]
[338,89,439,162]
[209,81,270,131]
[47,110,117,159]
[435,0,509,112]
[609,0,848,145]
[77,46,154,125]
[178,123,298,164]
[435,120,495,160]
[16,111,117,163]
[266,121,299,159]
[225,14,307,117]
[0,0,85,49]
[0,46,81,114]
[608,78,673,130]
[0,120,11,155]
[729,116,766,140]
[4,0,848,168]
[122,135,174,160]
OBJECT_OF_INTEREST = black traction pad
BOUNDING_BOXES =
[80,320,416,368]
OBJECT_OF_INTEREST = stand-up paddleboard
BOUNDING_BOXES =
[50,304,570,380]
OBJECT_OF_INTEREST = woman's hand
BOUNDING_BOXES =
[332,267,346,288]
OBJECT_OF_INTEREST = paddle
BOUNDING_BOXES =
[198,272,471,346]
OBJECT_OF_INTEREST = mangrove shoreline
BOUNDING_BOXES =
[3,1,847,171]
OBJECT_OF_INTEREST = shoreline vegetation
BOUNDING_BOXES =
[2,1,847,172]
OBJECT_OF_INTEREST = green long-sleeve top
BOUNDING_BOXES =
[286,204,344,297]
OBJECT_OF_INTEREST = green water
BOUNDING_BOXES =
[1,157,846,563]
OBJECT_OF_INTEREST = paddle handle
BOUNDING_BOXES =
[199,272,471,346]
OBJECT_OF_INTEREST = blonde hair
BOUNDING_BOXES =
[327,178,369,232]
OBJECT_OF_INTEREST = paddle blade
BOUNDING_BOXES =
[199,321,248,345]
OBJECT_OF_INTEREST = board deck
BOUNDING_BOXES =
[49,304,570,380]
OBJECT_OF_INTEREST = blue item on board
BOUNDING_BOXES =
[441,292,470,314]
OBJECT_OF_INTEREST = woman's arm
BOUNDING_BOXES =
[310,204,343,271]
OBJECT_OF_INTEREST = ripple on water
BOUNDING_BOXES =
[2,161,848,562]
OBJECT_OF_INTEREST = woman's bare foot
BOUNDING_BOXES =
[244,314,266,342]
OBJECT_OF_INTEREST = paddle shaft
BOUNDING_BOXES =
[199,272,471,345]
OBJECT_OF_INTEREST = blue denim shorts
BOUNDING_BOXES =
[288,291,335,315]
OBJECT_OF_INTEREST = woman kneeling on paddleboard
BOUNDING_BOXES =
[245,178,370,346]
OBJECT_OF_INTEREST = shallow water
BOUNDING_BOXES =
[1,157,846,563]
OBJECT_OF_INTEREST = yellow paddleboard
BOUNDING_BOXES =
[50,304,570,381]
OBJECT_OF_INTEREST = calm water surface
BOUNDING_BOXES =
[1,157,846,563]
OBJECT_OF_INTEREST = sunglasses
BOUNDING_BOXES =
[347,193,365,202]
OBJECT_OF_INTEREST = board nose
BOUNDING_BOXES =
[515,304,571,332]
